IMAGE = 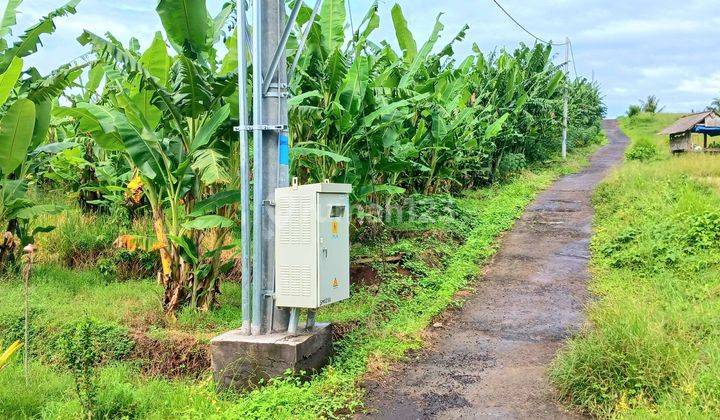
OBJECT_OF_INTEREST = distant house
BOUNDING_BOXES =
[659,111,720,153]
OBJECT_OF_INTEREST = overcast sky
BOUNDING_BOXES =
[12,0,720,117]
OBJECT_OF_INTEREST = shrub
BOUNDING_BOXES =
[640,95,663,113]
[498,153,528,179]
[627,105,641,118]
[56,317,135,418]
[58,318,103,419]
[0,309,42,352]
[57,320,135,363]
[625,137,658,162]
[97,249,160,282]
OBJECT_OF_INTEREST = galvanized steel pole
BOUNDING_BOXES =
[251,0,265,335]
[257,0,292,333]
[288,0,322,83]
[262,0,303,95]
[562,37,569,160]
[237,0,252,335]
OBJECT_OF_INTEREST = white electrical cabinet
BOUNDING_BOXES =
[275,181,352,309]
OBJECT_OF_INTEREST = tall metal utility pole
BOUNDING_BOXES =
[236,0,316,336]
[263,0,293,333]
[248,0,306,335]
[237,0,251,336]
[562,36,569,160]
[215,2,335,389]
[251,0,289,334]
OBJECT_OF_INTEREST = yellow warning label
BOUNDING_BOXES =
[331,278,339,288]
[331,221,339,235]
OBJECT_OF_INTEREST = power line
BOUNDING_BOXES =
[491,0,580,78]
[568,39,578,78]
[490,0,566,46]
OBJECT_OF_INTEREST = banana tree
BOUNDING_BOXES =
[288,2,510,197]
[567,78,606,148]
[75,0,239,313]
[0,0,82,171]
[0,0,81,271]
[289,1,434,202]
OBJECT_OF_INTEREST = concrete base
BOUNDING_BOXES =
[210,323,332,390]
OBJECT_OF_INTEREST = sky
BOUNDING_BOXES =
[11,0,720,117]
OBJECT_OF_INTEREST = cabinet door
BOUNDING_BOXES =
[317,193,350,307]
[275,190,317,308]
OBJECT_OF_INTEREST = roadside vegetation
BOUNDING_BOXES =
[0,0,606,417]
[552,113,720,417]
[1,146,601,418]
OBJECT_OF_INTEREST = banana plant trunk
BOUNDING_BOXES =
[152,208,222,314]
[0,231,19,272]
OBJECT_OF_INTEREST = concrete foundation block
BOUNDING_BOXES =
[210,323,333,390]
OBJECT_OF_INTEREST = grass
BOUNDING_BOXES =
[551,113,720,418]
[0,143,602,418]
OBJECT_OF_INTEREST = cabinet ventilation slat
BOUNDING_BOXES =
[277,195,313,244]
[277,264,312,297]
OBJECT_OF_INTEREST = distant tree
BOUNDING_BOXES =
[640,95,664,113]
[708,96,720,113]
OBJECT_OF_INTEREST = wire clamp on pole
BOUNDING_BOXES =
[264,91,291,98]
[234,124,289,132]
[264,82,291,98]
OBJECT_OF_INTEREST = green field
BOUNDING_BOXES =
[552,114,720,417]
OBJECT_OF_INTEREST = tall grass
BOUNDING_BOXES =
[552,115,720,417]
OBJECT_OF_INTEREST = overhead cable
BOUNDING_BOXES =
[490,0,567,46]
[568,39,578,78]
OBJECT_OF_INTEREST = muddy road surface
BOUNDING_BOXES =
[363,120,629,419]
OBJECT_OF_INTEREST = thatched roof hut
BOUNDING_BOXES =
[659,111,718,136]
[659,111,720,153]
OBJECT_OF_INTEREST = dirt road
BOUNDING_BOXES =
[363,121,629,419]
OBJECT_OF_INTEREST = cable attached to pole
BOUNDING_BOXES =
[568,38,578,78]
[490,0,575,160]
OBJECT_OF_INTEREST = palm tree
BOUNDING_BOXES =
[709,96,720,113]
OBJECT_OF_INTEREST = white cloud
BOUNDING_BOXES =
[579,18,700,40]
[677,72,720,94]
[640,66,685,79]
